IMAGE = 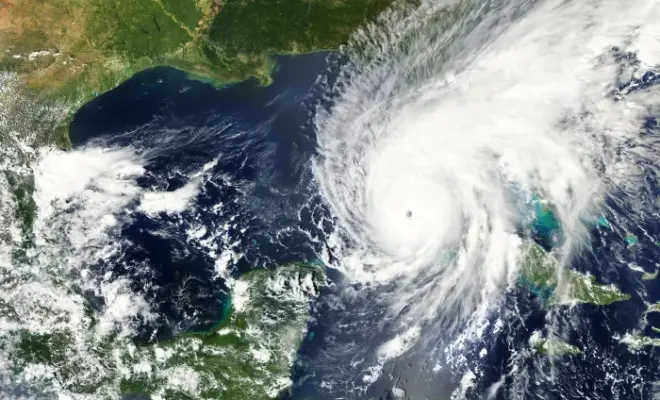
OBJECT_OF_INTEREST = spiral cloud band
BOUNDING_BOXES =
[313,0,660,335]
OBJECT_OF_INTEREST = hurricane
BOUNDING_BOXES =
[3,0,660,398]
[312,0,660,390]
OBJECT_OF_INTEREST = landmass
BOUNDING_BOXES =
[1,0,400,250]
[642,269,658,280]
[11,264,324,399]
[616,292,660,352]
[1,5,388,397]
[0,0,396,147]
[521,205,636,358]
[618,332,660,351]
[519,242,631,306]
[647,303,660,314]
[529,331,581,358]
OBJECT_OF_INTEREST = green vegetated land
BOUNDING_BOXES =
[520,243,632,358]
[620,302,660,350]
[119,264,325,399]
[0,0,395,147]
[11,264,325,399]
[520,242,631,306]
[0,0,400,265]
[529,331,581,358]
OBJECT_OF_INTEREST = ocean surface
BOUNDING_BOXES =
[63,44,660,400]
[68,52,334,341]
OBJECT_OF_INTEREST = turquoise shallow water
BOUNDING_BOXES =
[60,46,660,400]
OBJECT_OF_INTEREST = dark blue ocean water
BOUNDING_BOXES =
[69,53,334,340]
[66,49,660,400]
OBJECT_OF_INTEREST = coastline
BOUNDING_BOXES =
[67,51,332,147]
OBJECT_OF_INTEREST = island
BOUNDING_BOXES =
[519,242,630,359]
[618,332,660,351]
[519,242,631,306]
[618,302,660,351]
[529,331,581,358]
[642,269,658,281]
